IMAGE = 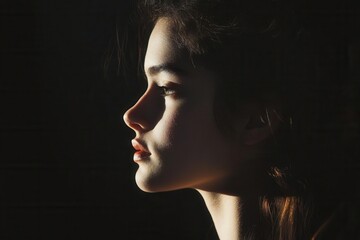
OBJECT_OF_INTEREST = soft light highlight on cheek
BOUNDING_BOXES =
[153,103,182,145]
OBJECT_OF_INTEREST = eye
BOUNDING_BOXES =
[158,86,176,96]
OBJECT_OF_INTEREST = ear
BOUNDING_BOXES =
[240,106,282,146]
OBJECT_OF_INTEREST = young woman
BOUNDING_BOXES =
[122,0,359,239]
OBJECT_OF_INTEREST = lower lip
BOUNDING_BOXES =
[133,151,151,162]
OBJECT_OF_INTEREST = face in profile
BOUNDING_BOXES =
[123,18,260,194]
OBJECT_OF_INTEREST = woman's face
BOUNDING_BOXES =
[123,18,257,194]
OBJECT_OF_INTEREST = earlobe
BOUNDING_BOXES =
[241,107,281,146]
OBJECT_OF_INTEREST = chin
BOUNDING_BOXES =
[135,171,184,193]
[135,172,164,193]
[136,181,158,193]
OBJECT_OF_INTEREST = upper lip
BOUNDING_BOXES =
[131,139,150,153]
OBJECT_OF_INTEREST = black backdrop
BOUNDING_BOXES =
[1,0,359,240]
[1,1,215,239]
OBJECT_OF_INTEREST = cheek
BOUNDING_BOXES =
[152,104,190,153]
[153,101,226,168]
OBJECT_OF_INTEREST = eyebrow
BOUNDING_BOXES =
[147,63,188,77]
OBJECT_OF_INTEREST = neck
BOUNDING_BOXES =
[197,191,260,240]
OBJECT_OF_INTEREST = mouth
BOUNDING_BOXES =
[131,139,151,162]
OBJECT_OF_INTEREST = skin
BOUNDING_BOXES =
[123,17,274,239]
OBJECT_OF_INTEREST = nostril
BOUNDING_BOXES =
[129,122,144,131]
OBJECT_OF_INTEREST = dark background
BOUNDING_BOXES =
[0,0,359,239]
[0,1,215,239]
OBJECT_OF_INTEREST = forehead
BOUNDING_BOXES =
[144,18,192,74]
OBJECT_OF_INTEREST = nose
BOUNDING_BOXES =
[123,95,148,132]
[123,89,161,133]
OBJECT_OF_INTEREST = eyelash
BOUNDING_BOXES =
[158,86,176,96]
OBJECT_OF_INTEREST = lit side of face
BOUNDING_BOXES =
[123,18,255,194]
